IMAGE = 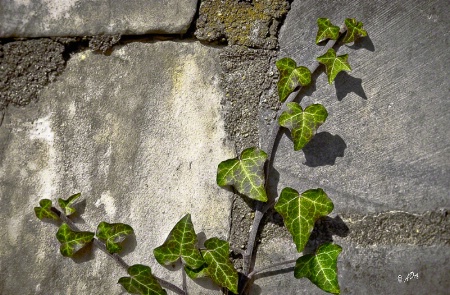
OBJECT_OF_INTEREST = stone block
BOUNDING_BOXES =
[0,41,234,294]
[0,0,198,37]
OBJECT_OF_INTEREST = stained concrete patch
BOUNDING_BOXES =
[0,0,198,37]
[0,41,234,295]
[196,0,290,49]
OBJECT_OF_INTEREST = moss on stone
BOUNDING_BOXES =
[195,0,290,49]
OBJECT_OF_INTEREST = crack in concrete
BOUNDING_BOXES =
[260,209,450,249]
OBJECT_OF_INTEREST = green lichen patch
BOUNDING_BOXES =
[195,0,290,49]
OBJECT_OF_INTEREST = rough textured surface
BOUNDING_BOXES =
[88,34,121,53]
[0,0,198,37]
[0,39,65,124]
[218,46,281,262]
[219,46,279,153]
[0,41,234,295]
[251,0,450,294]
[196,0,290,49]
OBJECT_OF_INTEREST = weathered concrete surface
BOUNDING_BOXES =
[252,0,450,294]
[0,41,234,294]
[0,0,198,37]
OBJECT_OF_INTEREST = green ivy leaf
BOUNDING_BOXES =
[118,264,167,295]
[153,214,204,269]
[342,18,367,44]
[276,58,312,102]
[184,263,209,280]
[34,199,59,220]
[278,103,328,151]
[217,147,268,202]
[274,188,334,252]
[58,193,81,216]
[316,48,351,84]
[55,223,94,257]
[316,18,340,44]
[96,221,134,254]
[186,238,238,294]
[295,243,342,294]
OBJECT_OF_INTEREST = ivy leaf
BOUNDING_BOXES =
[187,238,238,294]
[274,188,334,252]
[217,147,268,202]
[316,48,351,84]
[316,18,340,44]
[278,103,328,151]
[118,264,167,295]
[96,221,134,254]
[58,193,81,216]
[276,58,312,102]
[34,199,59,221]
[153,214,204,269]
[184,263,209,280]
[56,223,94,257]
[294,243,342,294]
[342,18,367,44]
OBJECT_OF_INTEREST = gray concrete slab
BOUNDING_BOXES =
[252,0,450,294]
[0,0,198,37]
[0,41,234,295]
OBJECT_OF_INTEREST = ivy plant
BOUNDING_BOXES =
[35,17,367,295]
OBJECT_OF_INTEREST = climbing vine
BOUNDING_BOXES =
[35,17,367,295]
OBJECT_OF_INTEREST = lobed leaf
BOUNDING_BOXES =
[342,18,367,44]
[316,48,351,84]
[316,18,340,44]
[185,238,238,294]
[153,214,204,269]
[274,187,334,252]
[96,221,134,254]
[184,263,209,280]
[295,243,342,294]
[58,192,81,216]
[118,264,167,295]
[276,57,312,102]
[278,103,328,151]
[217,147,268,202]
[56,223,94,257]
[34,199,59,221]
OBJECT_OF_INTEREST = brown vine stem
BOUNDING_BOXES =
[242,25,347,281]
[51,207,186,295]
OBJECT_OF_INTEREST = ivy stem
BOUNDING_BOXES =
[51,207,186,295]
[181,263,188,294]
[241,25,347,283]
[248,259,297,280]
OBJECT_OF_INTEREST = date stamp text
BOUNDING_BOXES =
[398,272,419,283]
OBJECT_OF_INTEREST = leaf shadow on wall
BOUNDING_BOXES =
[282,130,347,167]
[347,35,375,52]
[302,132,347,167]
[334,71,368,101]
